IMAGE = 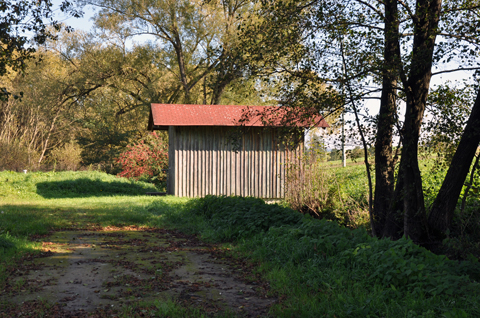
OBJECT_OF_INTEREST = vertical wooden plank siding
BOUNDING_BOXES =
[212,131,217,195]
[170,126,303,198]
[168,126,175,195]
[252,132,257,197]
[175,128,180,196]
[235,145,241,196]
[226,134,231,196]
[201,129,205,197]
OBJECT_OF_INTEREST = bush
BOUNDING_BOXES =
[235,210,478,297]
[188,195,303,241]
[49,140,83,171]
[0,140,39,171]
[284,155,333,216]
[115,132,168,187]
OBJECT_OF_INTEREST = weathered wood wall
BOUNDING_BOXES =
[167,126,303,198]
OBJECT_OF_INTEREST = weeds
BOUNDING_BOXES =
[284,155,370,229]
[187,195,302,241]
[48,141,83,171]
[0,140,39,172]
[173,195,480,317]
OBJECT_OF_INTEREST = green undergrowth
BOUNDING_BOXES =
[311,160,480,259]
[2,171,480,317]
[158,195,480,318]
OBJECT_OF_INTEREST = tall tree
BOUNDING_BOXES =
[86,0,254,105]
[0,49,85,164]
[0,0,81,99]
[428,86,480,235]
[240,0,480,242]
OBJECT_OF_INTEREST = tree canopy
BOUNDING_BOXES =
[0,0,82,99]
[239,0,480,242]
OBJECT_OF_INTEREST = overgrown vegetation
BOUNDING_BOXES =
[284,154,371,229]
[0,140,39,172]
[49,140,83,171]
[159,195,480,317]
[283,152,480,260]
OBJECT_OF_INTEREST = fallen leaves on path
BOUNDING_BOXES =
[1,228,276,317]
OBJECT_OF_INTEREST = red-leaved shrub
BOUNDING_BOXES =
[116,132,168,187]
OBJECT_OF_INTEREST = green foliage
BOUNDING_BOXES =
[0,234,15,250]
[347,146,363,161]
[306,133,327,160]
[423,83,476,168]
[422,161,448,208]
[77,124,133,174]
[188,195,302,241]
[336,238,477,295]
[329,149,342,161]
[0,0,79,99]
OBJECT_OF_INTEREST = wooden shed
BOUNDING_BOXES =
[148,104,328,198]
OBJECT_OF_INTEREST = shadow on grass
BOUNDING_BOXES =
[0,204,81,236]
[36,178,157,198]
[0,199,189,237]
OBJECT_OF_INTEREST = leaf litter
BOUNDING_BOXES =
[0,227,275,317]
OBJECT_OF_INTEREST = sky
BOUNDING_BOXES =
[52,1,96,32]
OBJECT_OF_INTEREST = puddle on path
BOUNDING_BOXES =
[0,229,275,317]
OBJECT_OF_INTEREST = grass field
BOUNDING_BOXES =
[1,170,479,317]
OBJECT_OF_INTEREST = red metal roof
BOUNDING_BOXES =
[149,104,329,129]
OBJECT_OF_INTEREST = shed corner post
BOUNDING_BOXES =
[168,126,176,195]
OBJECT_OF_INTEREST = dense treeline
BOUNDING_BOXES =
[0,1,273,172]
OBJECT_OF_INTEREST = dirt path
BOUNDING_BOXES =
[0,228,275,317]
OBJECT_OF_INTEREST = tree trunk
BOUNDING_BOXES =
[373,0,399,238]
[383,172,404,239]
[428,87,480,236]
[388,0,442,243]
[210,77,231,105]
[398,117,427,242]
[172,26,190,103]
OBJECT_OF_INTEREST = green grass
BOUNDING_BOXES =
[0,171,189,235]
[166,195,480,318]
[1,170,479,317]
[0,170,190,291]
[312,156,478,229]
